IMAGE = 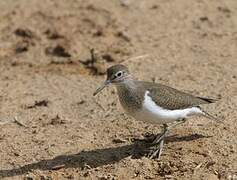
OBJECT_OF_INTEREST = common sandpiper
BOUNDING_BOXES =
[93,64,219,159]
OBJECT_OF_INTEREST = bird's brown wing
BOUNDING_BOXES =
[139,81,217,110]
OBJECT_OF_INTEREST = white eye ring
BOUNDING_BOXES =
[116,71,123,77]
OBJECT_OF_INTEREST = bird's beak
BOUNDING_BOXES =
[93,80,111,96]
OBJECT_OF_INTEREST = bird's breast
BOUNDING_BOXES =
[116,85,143,114]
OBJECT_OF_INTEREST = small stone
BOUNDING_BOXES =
[112,138,126,144]
[15,40,29,53]
[24,174,34,180]
[44,29,64,39]
[102,53,115,62]
[45,45,71,57]
[206,161,216,168]
[116,31,131,42]
[15,28,34,38]
[78,100,85,105]
[200,16,209,21]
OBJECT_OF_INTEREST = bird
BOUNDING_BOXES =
[93,64,219,159]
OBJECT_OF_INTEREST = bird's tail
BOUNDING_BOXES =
[200,108,223,123]
[197,96,220,103]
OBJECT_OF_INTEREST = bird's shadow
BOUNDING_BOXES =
[0,133,211,178]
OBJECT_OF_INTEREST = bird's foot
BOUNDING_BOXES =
[145,125,167,159]
[146,139,164,159]
[131,133,164,159]
[144,133,165,159]
[133,124,168,159]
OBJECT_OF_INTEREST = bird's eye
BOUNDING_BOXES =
[116,71,123,77]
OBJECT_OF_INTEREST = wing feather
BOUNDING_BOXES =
[139,81,217,110]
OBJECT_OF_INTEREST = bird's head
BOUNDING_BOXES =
[93,64,131,96]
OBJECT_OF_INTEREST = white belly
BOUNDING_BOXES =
[130,91,203,124]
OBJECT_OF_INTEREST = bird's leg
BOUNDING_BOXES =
[147,124,168,159]
[152,118,186,145]
[148,118,186,159]
[151,124,168,145]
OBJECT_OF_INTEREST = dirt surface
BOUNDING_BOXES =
[0,0,236,179]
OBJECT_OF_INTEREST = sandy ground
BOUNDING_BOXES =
[0,0,236,179]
